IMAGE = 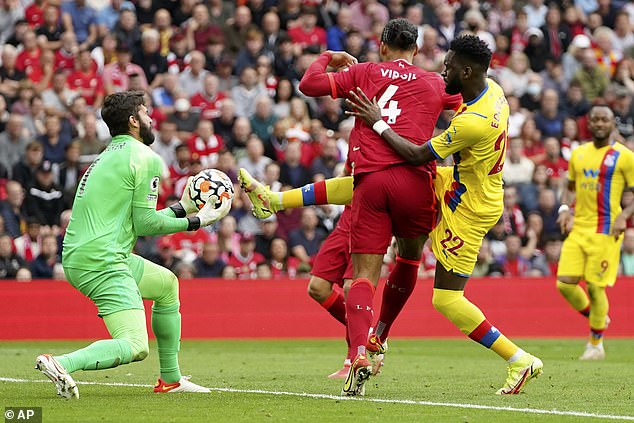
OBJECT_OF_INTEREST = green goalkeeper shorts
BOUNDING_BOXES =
[64,255,146,317]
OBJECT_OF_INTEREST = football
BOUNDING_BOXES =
[189,169,234,210]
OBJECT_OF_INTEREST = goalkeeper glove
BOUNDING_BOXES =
[196,196,232,227]
[179,176,198,214]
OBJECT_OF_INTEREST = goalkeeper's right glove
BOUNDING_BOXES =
[196,197,232,227]
[179,176,198,214]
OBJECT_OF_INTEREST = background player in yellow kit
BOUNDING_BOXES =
[556,105,634,360]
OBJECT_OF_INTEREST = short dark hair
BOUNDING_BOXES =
[101,91,145,137]
[450,35,492,71]
[381,18,418,51]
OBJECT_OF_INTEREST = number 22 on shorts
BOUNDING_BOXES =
[440,229,464,256]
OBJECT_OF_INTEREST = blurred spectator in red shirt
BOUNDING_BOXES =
[288,6,326,51]
[187,120,224,168]
[227,232,265,279]
[269,237,299,279]
[190,74,227,121]
[540,137,568,189]
[67,50,104,109]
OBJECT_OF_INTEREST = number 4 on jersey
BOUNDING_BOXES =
[377,85,401,124]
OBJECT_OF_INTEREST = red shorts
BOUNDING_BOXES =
[311,206,353,286]
[351,165,436,254]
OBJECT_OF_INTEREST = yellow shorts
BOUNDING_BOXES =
[557,230,623,286]
[431,167,501,276]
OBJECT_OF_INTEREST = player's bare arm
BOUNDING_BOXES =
[611,187,634,239]
[557,180,576,235]
[345,87,436,166]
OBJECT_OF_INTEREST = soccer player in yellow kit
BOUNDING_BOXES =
[556,105,634,360]
[242,35,543,395]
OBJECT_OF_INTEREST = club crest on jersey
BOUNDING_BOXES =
[150,176,159,192]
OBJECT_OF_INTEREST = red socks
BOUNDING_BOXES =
[374,256,419,342]
[320,290,346,325]
[320,289,353,360]
[346,278,376,355]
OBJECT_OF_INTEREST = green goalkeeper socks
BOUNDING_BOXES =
[152,303,182,383]
[55,339,133,372]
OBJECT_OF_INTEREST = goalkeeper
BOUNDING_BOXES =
[35,91,230,398]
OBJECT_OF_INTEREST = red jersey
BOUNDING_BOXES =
[227,252,266,279]
[270,256,300,279]
[328,59,462,175]
[163,230,210,256]
[541,157,568,179]
[25,2,44,27]
[67,69,104,106]
[190,91,227,121]
[16,49,41,74]
[54,50,75,73]
[288,26,327,48]
[187,134,224,168]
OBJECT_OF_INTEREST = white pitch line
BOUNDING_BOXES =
[2,377,633,421]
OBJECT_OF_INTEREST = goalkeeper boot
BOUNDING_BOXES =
[341,354,372,396]
[496,353,543,395]
[328,360,351,379]
[35,354,79,399]
[238,168,280,219]
[579,343,605,361]
[366,334,388,376]
[154,376,211,393]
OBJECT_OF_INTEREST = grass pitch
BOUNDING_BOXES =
[1,339,633,422]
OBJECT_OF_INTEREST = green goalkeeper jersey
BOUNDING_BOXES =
[63,135,163,271]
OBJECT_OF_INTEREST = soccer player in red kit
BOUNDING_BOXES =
[297,18,462,396]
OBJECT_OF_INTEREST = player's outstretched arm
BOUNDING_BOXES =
[345,87,436,166]
[611,188,634,239]
[133,206,198,236]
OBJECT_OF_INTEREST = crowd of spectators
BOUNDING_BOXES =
[1,0,633,281]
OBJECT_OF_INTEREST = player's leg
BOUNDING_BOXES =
[556,231,590,317]
[308,276,346,324]
[308,276,351,378]
[309,208,355,377]
[432,264,542,394]
[37,308,146,400]
[239,168,353,218]
[368,166,435,373]
[342,252,382,395]
[37,267,148,398]
[373,235,426,345]
[342,172,391,395]
[580,283,609,360]
[430,211,542,395]
[579,234,621,360]
[131,255,209,392]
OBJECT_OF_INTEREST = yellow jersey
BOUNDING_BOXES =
[429,79,508,221]
[568,141,634,234]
